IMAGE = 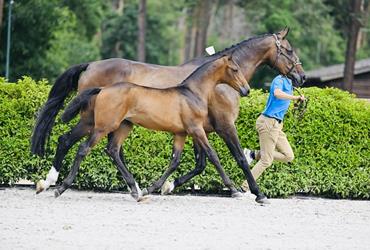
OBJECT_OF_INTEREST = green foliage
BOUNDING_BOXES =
[43,7,101,82]
[1,0,365,86]
[0,0,63,80]
[62,0,107,39]
[101,0,184,65]
[0,0,104,82]
[242,0,346,86]
[0,78,369,199]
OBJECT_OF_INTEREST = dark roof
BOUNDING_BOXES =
[306,58,370,81]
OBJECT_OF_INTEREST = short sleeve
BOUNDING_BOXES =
[272,77,283,91]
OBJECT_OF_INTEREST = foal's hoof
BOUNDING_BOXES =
[137,196,150,203]
[130,192,149,202]
[161,181,174,195]
[54,189,61,198]
[141,188,149,196]
[35,180,45,194]
[231,191,243,198]
[255,195,270,205]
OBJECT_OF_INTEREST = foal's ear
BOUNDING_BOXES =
[278,27,290,40]
[220,54,232,64]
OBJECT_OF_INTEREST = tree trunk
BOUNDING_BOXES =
[343,0,363,92]
[223,0,233,40]
[137,0,146,62]
[184,7,194,62]
[357,0,369,48]
[112,0,124,14]
[193,0,213,57]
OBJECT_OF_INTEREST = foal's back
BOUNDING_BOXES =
[94,82,198,133]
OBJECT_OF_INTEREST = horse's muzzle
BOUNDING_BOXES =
[239,87,250,97]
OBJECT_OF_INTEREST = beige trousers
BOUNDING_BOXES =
[251,114,294,180]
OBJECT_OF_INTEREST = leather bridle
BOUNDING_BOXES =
[272,33,302,76]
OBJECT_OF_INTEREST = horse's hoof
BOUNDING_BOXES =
[54,189,61,198]
[255,196,270,205]
[231,191,243,198]
[142,188,149,196]
[161,181,174,195]
[36,180,45,194]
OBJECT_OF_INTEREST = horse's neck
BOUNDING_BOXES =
[243,56,270,83]
[231,39,273,82]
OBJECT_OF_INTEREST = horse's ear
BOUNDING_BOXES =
[278,27,290,40]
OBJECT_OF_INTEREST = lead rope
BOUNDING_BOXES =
[292,87,309,120]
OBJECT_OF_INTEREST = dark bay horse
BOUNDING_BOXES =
[33,28,305,203]
[54,55,250,201]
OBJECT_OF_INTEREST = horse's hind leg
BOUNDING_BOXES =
[36,122,89,194]
[143,134,186,196]
[105,121,143,201]
[161,140,206,195]
[54,130,105,197]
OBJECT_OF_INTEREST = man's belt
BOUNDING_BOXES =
[262,114,282,124]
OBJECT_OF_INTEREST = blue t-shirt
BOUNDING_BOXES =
[262,75,293,121]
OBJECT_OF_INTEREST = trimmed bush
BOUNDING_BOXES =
[0,77,369,198]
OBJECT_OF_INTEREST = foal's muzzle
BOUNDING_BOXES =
[239,87,250,97]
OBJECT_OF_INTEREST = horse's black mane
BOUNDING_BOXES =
[182,33,272,66]
[178,33,273,87]
[212,33,272,57]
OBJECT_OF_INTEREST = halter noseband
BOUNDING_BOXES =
[272,34,302,75]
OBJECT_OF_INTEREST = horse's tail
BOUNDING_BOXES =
[61,88,101,123]
[31,63,89,156]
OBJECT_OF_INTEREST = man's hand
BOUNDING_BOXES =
[296,95,305,101]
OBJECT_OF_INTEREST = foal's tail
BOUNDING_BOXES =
[61,88,101,123]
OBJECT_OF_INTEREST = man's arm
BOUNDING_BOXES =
[274,89,305,101]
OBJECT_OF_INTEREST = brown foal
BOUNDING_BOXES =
[55,55,250,201]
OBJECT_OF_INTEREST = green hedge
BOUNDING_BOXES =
[0,77,369,199]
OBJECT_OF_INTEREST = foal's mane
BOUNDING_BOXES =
[178,55,225,86]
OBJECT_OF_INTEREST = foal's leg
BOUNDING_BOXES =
[161,140,206,195]
[215,124,268,204]
[36,122,89,194]
[142,134,186,196]
[54,130,106,197]
[105,121,144,201]
[191,128,241,197]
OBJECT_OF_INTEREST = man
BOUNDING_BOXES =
[242,74,305,192]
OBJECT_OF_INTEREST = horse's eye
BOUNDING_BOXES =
[287,49,293,55]
[232,68,238,72]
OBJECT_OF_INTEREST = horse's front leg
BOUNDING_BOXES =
[215,124,269,204]
[161,140,206,195]
[142,134,186,196]
[190,128,242,197]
